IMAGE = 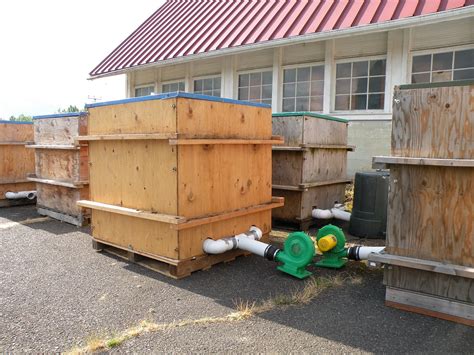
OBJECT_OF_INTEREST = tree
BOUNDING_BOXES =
[9,114,32,122]
[57,105,80,113]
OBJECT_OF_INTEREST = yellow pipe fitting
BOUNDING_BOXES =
[318,234,337,252]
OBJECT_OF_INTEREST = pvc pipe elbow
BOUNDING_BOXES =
[330,208,351,222]
[312,209,333,219]
[5,191,37,200]
[202,238,235,254]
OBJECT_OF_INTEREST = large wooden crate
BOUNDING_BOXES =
[0,120,36,207]
[372,80,474,326]
[28,113,90,226]
[271,112,352,229]
[77,93,284,278]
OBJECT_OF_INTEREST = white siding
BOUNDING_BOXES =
[236,49,274,71]
[335,32,387,59]
[161,63,186,82]
[193,57,222,77]
[412,17,474,51]
[282,41,325,65]
[134,68,156,86]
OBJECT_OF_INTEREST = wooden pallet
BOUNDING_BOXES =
[37,206,90,227]
[92,238,249,279]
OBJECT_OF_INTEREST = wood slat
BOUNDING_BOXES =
[0,141,34,145]
[75,133,178,142]
[26,144,79,150]
[299,178,352,189]
[369,253,474,279]
[172,197,284,230]
[27,176,87,189]
[300,144,355,151]
[373,156,474,169]
[169,136,284,145]
[77,200,186,224]
[0,178,30,185]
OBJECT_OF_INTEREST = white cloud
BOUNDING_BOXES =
[0,0,164,118]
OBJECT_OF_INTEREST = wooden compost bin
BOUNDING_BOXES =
[28,113,90,226]
[77,93,284,279]
[0,120,36,207]
[271,112,352,229]
[371,80,474,326]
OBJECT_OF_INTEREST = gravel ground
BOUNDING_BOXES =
[0,205,473,353]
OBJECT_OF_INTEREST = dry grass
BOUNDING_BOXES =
[67,274,351,353]
[344,184,354,212]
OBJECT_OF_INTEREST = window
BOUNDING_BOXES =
[238,71,272,105]
[411,48,474,84]
[162,81,185,93]
[282,65,324,112]
[134,85,154,97]
[194,76,221,97]
[335,59,386,111]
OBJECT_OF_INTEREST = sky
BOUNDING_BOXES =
[0,0,165,119]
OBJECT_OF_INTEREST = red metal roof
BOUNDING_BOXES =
[90,0,473,77]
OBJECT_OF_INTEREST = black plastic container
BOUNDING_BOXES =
[349,171,389,238]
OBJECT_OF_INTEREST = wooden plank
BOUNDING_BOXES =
[299,178,352,189]
[77,200,185,224]
[387,165,473,267]
[392,84,473,159]
[75,133,178,142]
[373,156,474,169]
[300,144,355,151]
[0,122,33,142]
[37,207,89,227]
[169,137,284,145]
[26,144,79,150]
[27,176,87,188]
[385,287,474,326]
[369,253,474,279]
[0,144,35,183]
[272,184,306,191]
[34,149,81,181]
[0,141,34,145]
[0,179,30,185]
[173,198,283,231]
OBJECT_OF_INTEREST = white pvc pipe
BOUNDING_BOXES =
[356,246,385,260]
[330,208,351,222]
[203,226,264,255]
[312,209,333,219]
[5,191,37,200]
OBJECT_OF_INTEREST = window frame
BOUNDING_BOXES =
[333,55,387,113]
[236,67,273,105]
[161,79,185,93]
[409,44,474,84]
[134,83,156,97]
[192,74,222,97]
[281,61,326,113]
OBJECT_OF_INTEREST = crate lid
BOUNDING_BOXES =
[0,119,33,124]
[272,111,348,123]
[32,112,88,120]
[398,79,474,90]
[85,92,272,109]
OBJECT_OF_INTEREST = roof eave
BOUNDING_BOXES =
[89,6,474,80]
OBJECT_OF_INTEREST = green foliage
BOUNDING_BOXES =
[57,105,80,113]
[9,114,32,122]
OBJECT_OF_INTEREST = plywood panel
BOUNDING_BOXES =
[304,118,348,145]
[386,266,474,303]
[272,116,304,146]
[0,122,33,142]
[0,145,34,180]
[91,210,179,259]
[392,84,473,159]
[34,116,83,145]
[0,182,36,200]
[88,140,178,214]
[36,184,88,216]
[178,210,272,259]
[272,150,303,186]
[87,99,177,135]
[302,149,347,183]
[387,165,474,267]
[34,149,79,181]
[176,98,272,139]
[177,144,272,218]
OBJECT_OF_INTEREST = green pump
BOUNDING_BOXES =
[314,224,348,269]
[273,232,315,279]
